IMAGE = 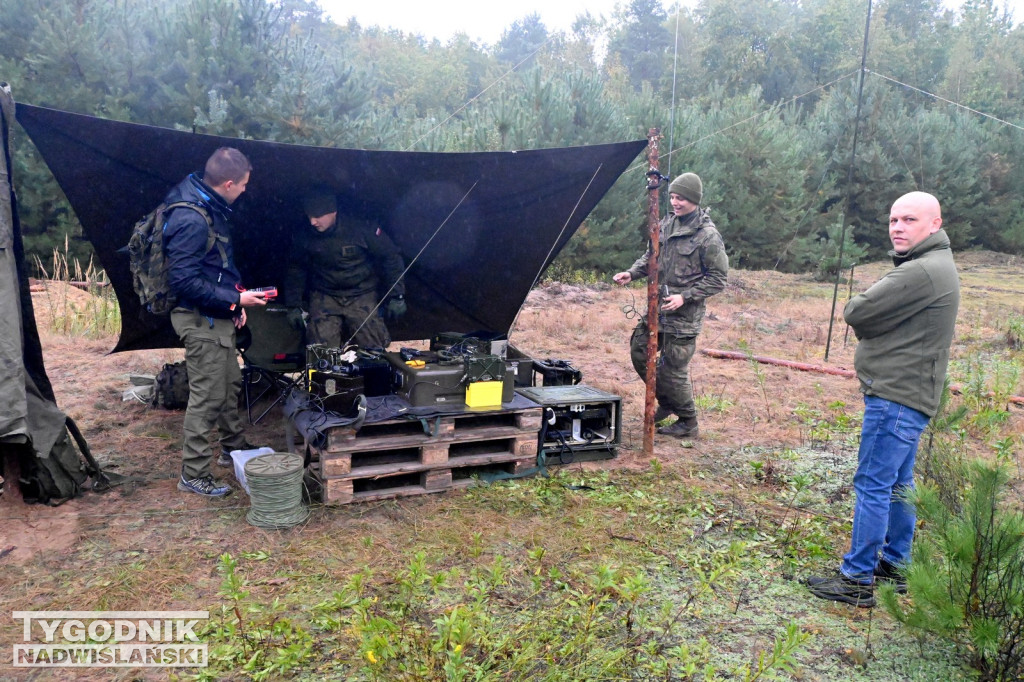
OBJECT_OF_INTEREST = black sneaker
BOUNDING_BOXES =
[874,560,908,594]
[806,571,875,608]
[178,475,232,497]
[216,453,233,467]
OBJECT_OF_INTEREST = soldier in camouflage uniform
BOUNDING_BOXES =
[613,173,728,438]
[284,190,406,349]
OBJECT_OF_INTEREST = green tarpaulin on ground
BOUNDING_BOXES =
[0,84,89,504]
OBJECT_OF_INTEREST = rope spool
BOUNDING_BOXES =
[244,453,309,529]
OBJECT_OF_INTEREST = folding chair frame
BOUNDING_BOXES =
[242,363,305,424]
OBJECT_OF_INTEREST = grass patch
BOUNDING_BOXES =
[6,467,974,681]
[10,254,1023,681]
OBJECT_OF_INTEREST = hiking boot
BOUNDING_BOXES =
[178,474,232,498]
[658,417,699,438]
[653,405,674,423]
[874,559,908,594]
[806,571,875,607]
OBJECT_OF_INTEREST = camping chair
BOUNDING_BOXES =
[239,305,306,424]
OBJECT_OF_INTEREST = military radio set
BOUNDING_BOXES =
[305,345,391,413]
[303,333,620,463]
[304,332,562,411]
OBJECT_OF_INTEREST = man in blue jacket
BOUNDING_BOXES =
[808,191,960,606]
[163,147,268,497]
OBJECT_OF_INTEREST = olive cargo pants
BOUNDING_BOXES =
[171,309,247,479]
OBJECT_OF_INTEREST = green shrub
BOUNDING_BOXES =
[882,461,1024,682]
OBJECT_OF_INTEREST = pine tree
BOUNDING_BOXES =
[883,461,1024,682]
[606,0,672,91]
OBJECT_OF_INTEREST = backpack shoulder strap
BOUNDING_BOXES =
[162,200,212,225]
[163,202,227,269]
[209,232,229,270]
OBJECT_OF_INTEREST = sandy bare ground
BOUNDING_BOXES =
[2,254,1021,567]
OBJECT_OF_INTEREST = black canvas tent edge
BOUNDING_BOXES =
[14,102,646,353]
[1,84,94,504]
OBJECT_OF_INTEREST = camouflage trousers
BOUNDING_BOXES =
[171,308,248,479]
[630,322,698,419]
[309,290,391,349]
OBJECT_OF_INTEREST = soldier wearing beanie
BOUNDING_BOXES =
[282,187,406,349]
[612,172,728,438]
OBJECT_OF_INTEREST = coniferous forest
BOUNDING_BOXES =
[2,0,1024,276]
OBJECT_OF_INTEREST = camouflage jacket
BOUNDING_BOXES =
[627,207,728,336]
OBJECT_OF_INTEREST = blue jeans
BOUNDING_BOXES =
[841,395,930,582]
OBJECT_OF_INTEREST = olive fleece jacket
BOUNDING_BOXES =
[844,229,960,417]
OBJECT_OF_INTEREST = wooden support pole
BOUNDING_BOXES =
[643,128,662,459]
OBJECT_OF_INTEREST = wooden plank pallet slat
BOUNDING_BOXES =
[319,432,538,478]
[321,407,543,452]
[314,455,537,505]
[311,404,543,505]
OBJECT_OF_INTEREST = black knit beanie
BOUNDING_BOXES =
[302,190,337,218]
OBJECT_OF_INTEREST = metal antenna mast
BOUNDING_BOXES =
[825,0,873,361]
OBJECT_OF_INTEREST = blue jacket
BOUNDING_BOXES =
[162,173,243,319]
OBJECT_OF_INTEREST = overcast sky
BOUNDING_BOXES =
[317,0,1023,45]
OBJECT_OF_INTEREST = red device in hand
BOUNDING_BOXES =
[236,284,278,300]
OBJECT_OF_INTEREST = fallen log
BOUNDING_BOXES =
[700,348,856,378]
[701,348,1024,406]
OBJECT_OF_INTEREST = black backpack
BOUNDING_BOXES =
[152,361,190,410]
[127,201,225,316]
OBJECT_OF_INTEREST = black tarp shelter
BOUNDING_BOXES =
[13,103,646,352]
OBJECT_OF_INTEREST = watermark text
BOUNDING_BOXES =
[12,611,208,668]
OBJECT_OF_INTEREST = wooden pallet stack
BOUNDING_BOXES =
[308,406,543,504]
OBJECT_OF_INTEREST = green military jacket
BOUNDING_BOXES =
[284,217,405,306]
[627,207,729,336]
[844,229,960,417]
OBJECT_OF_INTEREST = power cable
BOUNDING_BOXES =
[505,165,604,338]
[244,453,309,529]
[623,70,861,179]
[773,134,846,271]
[666,4,682,184]
[825,0,873,362]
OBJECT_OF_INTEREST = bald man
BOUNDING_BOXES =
[808,191,960,607]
